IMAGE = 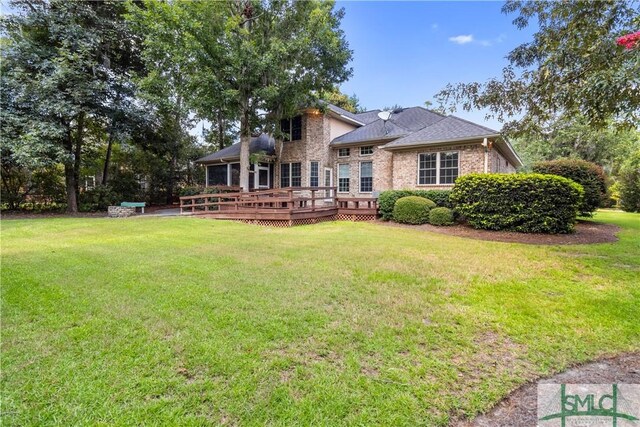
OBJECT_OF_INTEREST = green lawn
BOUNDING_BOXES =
[2,211,639,426]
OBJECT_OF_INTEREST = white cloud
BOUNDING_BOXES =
[449,33,506,47]
[431,23,439,31]
[449,34,474,45]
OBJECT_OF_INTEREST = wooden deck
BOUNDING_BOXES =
[179,187,377,225]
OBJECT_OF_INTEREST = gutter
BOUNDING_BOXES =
[327,110,365,126]
[380,134,501,150]
[330,135,407,147]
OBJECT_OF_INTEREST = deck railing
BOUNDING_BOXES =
[179,187,338,214]
[336,197,378,214]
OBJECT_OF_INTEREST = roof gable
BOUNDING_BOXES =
[331,119,410,145]
[331,106,447,145]
[383,116,499,148]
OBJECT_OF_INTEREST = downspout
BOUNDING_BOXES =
[483,138,489,173]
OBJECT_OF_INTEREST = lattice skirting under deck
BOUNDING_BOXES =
[236,213,376,227]
[335,213,377,222]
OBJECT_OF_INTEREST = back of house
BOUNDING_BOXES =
[196,104,522,196]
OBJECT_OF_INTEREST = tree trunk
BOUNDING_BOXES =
[64,127,78,213]
[239,110,251,192]
[102,134,114,185]
[217,112,225,150]
[73,112,84,204]
[167,145,178,205]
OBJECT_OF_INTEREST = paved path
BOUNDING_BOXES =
[143,208,181,217]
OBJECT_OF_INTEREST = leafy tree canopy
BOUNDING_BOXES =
[128,0,353,190]
[320,86,364,113]
[511,116,640,174]
[436,0,640,135]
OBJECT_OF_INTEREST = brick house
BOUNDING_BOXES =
[196,104,522,197]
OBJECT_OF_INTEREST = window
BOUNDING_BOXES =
[360,146,374,156]
[310,161,319,187]
[207,165,227,186]
[418,153,437,185]
[360,161,373,193]
[338,164,350,193]
[439,152,459,184]
[338,148,350,157]
[230,163,240,186]
[280,115,302,141]
[418,152,459,185]
[280,162,302,187]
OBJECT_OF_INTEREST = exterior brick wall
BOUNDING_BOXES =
[490,148,517,173]
[392,143,486,190]
[331,144,393,197]
[274,113,518,196]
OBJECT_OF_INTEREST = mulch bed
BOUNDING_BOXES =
[377,220,620,245]
[455,352,640,427]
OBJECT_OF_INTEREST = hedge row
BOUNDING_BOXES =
[450,173,584,234]
[532,158,606,216]
[379,189,452,220]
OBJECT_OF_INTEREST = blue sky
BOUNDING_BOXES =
[336,1,537,130]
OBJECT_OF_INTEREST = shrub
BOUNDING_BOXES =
[79,185,120,212]
[618,150,640,212]
[532,158,606,216]
[378,189,451,220]
[429,207,454,226]
[392,196,436,224]
[179,186,205,197]
[450,173,584,234]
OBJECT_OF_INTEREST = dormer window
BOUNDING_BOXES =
[280,115,302,141]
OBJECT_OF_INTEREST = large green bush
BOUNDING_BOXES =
[532,158,606,216]
[618,150,640,213]
[429,207,454,226]
[450,173,584,234]
[378,189,451,220]
[392,196,436,224]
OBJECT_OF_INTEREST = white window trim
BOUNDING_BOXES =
[309,161,319,187]
[359,160,373,193]
[360,146,374,156]
[280,162,301,188]
[324,167,334,200]
[417,151,460,186]
[337,163,350,193]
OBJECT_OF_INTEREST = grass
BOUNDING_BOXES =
[1,210,639,426]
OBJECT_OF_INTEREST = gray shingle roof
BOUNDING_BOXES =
[331,119,410,144]
[195,133,275,163]
[331,106,446,145]
[382,116,499,148]
[353,110,381,124]
[389,107,446,131]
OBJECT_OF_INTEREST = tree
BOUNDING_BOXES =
[436,1,640,135]
[618,149,640,212]
[320,86,364,113]
[511,116,640,173]
[1,0,145,212]
[128,0,353,191]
